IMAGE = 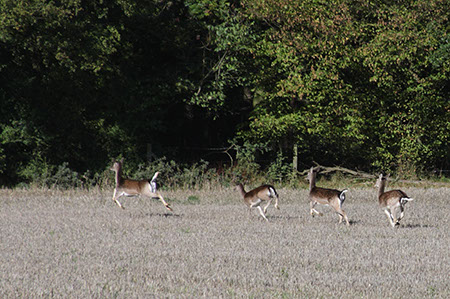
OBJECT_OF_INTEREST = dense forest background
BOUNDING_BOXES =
[0,0,448,187]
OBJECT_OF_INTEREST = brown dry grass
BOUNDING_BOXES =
[0,186,449,298]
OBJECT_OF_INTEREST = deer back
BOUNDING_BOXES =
[310,187,341,205]
[379,189,408,208]
[117,178,150,195]
[248,185,277,201]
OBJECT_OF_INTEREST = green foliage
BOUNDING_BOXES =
[231,0,377,168]
[186,195,201,205]
[185,0,255,114]
[233,0,449,174]
[354,0,450,175]
[266,151,292,183]
[0,0,448,188]
[18,160,81,189]
[232,141,264,182]
[130,157,217,189]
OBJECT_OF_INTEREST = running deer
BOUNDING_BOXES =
[308,167,350,226]
[110,159,172,212]
[376,174,413,227]
[236,183,279,222]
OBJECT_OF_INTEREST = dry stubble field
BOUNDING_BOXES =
[0,186,449,298]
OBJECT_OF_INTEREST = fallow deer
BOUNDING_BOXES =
[376,174,413,227]
[236,183,279,222]
[110,159,172,212]
[308,167,350,226]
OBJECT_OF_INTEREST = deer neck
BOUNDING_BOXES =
[237,184,246,197]
[309,172,316,192]
[114,167,123,186]
[377,180,386,198]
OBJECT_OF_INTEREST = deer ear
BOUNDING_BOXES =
[120,158,124,164]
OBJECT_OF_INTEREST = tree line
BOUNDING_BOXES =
[0,0,448,187]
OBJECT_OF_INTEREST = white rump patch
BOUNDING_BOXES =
[339,189,348,202]
[268,187,277,198]
[400,197,413,205]
[338,189,348,208]
[148,183,155,193]
[149,172,159,193]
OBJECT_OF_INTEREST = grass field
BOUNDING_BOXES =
[0,186,449,298]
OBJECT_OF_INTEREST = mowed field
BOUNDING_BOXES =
[0,186,449,298]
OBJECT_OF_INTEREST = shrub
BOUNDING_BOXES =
[18,159,81,189]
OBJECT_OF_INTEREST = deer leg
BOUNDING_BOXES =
[398,205,405,221]
[331,202,350,226]
[344,212,350,226]
[310,201,323,217]
[332,202,350,226]
[337,209,350,226]
[256,206,269,222]
[114,198,124,209]
[155,192,173,212]
[112,189,125,209]
[392,209,400,226]
[263,199,272,214]
[249,200,261,219]
[384,209,396,227]
[310,201,315,216]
